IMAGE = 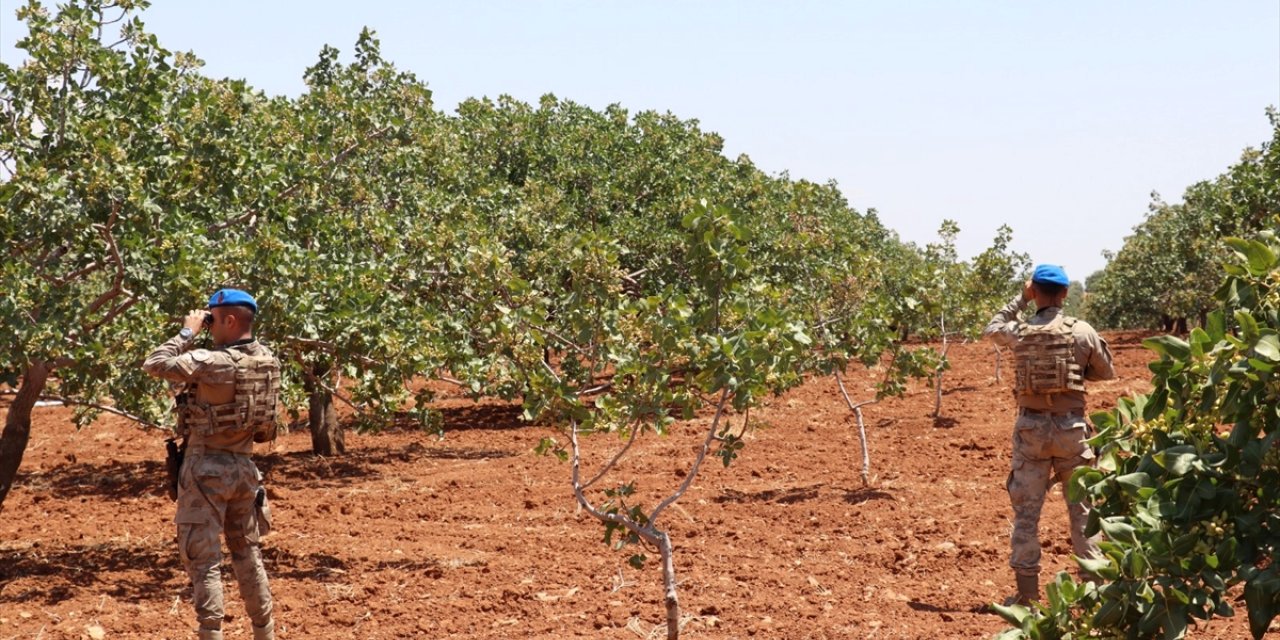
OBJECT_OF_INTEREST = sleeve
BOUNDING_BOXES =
[141,334,204,383]
[981,294,1028,349]
[1081,329,1116,381]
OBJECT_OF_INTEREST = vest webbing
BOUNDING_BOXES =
[176,349,280,439]
[1013,315,1085,401]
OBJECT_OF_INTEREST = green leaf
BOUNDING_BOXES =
[1154,448,1198,476]
[1091,410,1119,430]
[1099,518,1139,545]
[1116,472,1154,493]
[1225,237,1278,276]
[1236,310,1260,343]
[1143,335,1190,361]
[1079,556,1118,580]
[1256,334,1280,361]
[1068,467,1104,502]
[989,602,1031,626]
[1205,310,1226,342]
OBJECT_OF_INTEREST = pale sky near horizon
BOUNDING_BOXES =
[2,1,1277,284]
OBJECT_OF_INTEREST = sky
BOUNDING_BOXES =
[2,1,1277,283]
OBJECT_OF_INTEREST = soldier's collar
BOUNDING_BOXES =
[223,337,257,348]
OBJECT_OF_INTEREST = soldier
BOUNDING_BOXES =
[143,289,281,640]
[982,265,1115,606]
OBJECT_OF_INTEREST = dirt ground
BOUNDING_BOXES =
[0,333,1263,639]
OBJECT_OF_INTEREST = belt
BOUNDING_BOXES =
[187,445,250,456]
[1018,407,1082,417]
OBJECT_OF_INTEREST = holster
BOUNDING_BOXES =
[255,485,273,537]
[164,437,186,501]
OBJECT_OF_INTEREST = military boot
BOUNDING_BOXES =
[197,629,223,640]
[1002,573,1040,607]
[252,620,275,640]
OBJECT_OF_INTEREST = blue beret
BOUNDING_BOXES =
[207,288,258,313]
[1031,264,1070,287]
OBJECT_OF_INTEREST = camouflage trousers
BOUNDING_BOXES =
[175,451,273,633]
[1006,412,1100,577]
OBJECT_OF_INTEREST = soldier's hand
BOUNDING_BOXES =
[183,309,208,333]
[1022,280,1035,302]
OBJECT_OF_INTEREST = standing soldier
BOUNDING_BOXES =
[982,265,1115,606]
[143,289,281,640]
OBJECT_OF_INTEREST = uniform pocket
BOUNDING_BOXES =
[1006,458,1025,493]
[176,524,195,565]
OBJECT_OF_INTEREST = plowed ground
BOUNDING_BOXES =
[0,333,1262,639]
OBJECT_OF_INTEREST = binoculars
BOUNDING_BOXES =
[202,312,213,327]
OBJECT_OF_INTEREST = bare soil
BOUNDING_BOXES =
[0,334,1262,639]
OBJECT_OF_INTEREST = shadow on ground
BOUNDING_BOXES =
[840,487,895,505]
[435,403,525,432]
[19,459,167,500]
[714,483,824,505]
[0,540,181,605]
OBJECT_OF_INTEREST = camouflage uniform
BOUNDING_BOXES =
[144,334,279,640]
[983,295,1115,579]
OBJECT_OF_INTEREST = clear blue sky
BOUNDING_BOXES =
[2,1,1277,283]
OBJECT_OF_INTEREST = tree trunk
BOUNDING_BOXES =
[658,530,681,640]
[854,405,871,486]
[833,370,874,487]
[933,316,949,419]
[0,361,51,511]
[304,366,344,456]
[933,370,944,418]
[933,337,950,419]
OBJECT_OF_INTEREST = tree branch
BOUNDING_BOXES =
[527,322,590,357]
[85,202,127,317]
[581,418,642,491]
[83,294,138,335]
[568,417,661,548]
[649,387,730,524]
[436,375,469,388]
[296,355,372,420]
[621,268,648,285]
[46,260,103,287]
[281,335,381,368]
[0,391,167,432]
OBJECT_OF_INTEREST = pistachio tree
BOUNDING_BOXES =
[910,222,1028,419]
[223,30,452,454]
[520,202,818,639]
[0,0,258,507]
[1087,110,1279,331]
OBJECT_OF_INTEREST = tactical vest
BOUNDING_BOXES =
[176,348,281,442]
[1013,315,1085,401]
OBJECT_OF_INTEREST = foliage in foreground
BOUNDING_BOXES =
[997,228,1280,639]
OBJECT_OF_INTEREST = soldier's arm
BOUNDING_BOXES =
[141,334,203,383]
[1082,329,1116,381]
[981,294,1028,349]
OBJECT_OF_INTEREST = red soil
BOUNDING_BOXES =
[0,334,1263,639]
